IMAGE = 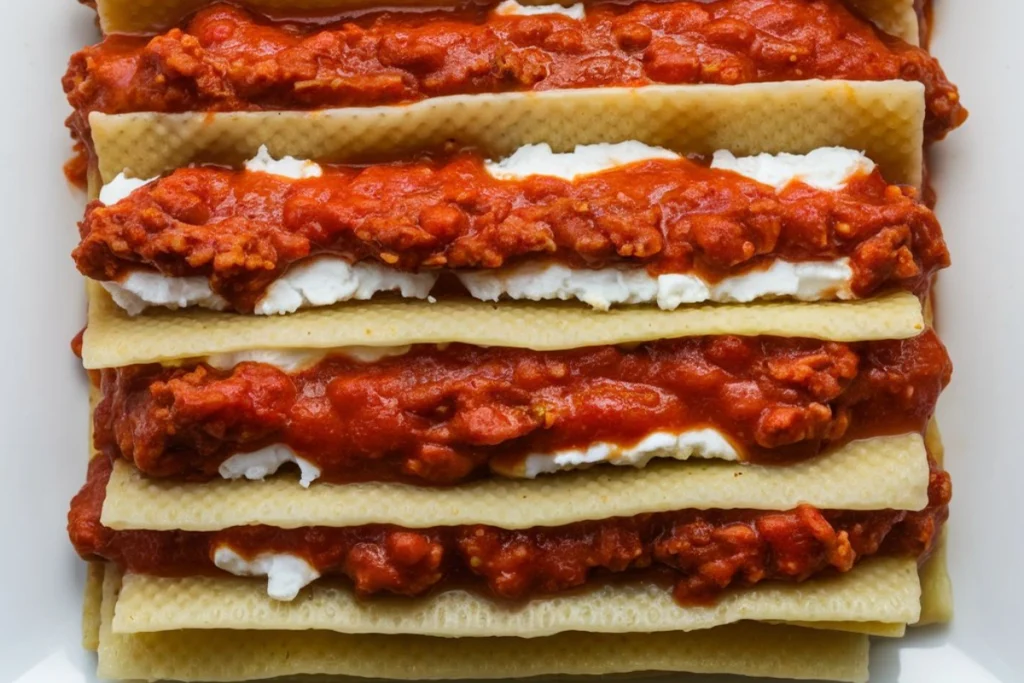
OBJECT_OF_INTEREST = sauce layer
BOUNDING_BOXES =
[76,152,948,313]
[94,331,951,485]
[64,0,966,147]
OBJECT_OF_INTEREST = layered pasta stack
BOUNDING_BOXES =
[65,0,964,680]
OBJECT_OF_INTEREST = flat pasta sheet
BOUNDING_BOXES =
[81,562,104,652]
[111,557,920,637]
[917,420,954,625]
[101,433,930,531]
[90,81,925,186]
[94,568,872,682]
[82,282,925,369]
[91,0,919,43]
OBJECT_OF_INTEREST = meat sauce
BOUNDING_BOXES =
[63,0,966,149]
[69,455,950,603]
[76,155,949,314]
[94,330,951,485]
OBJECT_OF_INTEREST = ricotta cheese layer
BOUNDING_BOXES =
[710,147,875,190]
[203,346,412,372]
[484,141,679,181]
[458,258,854,311]
[212,428,741,489]
[254,258,437,315]
[101,272,228,316]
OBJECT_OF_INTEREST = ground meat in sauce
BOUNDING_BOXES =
[93,331,951,485]
[63,0,966,150]
[69,456,950,603]
[75,154,949,313]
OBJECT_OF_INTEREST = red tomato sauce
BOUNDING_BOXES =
[76,153,948,313]
[94,330,951,485]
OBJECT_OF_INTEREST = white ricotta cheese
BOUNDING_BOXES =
[101,272,229,316]
[203,346,412,372]
[457,258,853,310]
[493,0,585,19]
[205,350,328,373]
[255,258,437,315]
[459,262,656,310]
[213,546,320,601]
[706,258,854,303]
[517,428,740,478]
[218,444,323,488]
[99,147,323,207]
[485,142,680,181]
[710,147,875,190]
[98,172,157,205]
[244,145,324,179]
[103,258,435,316]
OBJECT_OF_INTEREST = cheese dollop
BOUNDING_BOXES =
[218,445,323,488]
[710,147,875,190]
[509,428,740,478]
[245,145,324,179]
[213,546,320,601]
[255,258,437,315]
[493,0,585,19]
[485,141,679,181]
[98,173,157,205]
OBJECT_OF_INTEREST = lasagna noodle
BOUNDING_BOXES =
[82,283,925,369]
[82,396,105,651]
[918,531,952,626]
[101,433,930,530]
[89,80,925,187]
[82,562,105,652]
[110,557,920,637]
[95,569,872,682]
[92,0,920,45]
[917,420,953,625]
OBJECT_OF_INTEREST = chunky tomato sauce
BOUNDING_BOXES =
[63,0,966,149]
[69,456,950,603]
[94,331,950,485]
[76,154,948,313]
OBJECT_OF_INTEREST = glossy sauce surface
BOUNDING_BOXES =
[95,331,951,484]
[76,155,949,312]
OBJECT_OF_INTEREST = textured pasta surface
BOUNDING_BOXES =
[112,557,920,637]
[918,531,952,626]
[788,620,906,638]
[82,282,925,369]
[81,563,105,652]
[917,420,953,625]
[95,569,871,682]
[90,81,924,186]
[101,433,930,531]
[848,0,919,44]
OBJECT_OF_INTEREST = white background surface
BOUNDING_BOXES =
[0,1,1021,681]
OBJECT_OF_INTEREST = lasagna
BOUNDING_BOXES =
[61,0,962,680]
